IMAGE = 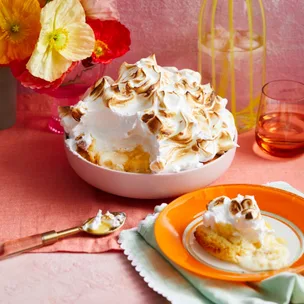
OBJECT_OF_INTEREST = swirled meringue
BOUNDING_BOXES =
[60,55,238,173]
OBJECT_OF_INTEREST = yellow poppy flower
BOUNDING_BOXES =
[27,0,95,82]
[0,0,41,65]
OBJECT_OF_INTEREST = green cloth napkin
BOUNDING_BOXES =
[119,182,304,304]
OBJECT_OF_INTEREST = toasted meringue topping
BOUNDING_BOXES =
[71,108,84,122]
[241,198,255,210]
[207,196,225,210]
[75,133,93,151]
[60,55,237,173]
[58,106,71,117]
[202,195,273,244]
[242,208,259,220]
[229,200,242,215]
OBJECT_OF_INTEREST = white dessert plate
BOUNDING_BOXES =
[64,134,237,199]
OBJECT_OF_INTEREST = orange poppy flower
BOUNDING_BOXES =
[0,0,41,65]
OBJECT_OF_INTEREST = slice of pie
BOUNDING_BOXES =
[194,195,290,271]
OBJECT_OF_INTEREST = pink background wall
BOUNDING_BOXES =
[107,0,304,83]
[17,0,304,116]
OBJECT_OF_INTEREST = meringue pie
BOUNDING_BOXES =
[60,55,237,174]
[194,195,290,271]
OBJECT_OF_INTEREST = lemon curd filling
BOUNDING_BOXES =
[101,146,151,173]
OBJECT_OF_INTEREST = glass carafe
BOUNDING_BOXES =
[198,0,266,133]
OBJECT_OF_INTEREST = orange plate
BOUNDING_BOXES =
[154,184,304,281]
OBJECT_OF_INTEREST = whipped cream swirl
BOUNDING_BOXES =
[60,55,237,173]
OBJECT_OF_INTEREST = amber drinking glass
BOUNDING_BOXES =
[255,80,304,158]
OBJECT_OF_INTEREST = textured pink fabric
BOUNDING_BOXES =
[0,252,167,304]
[0,101,303,253]
[104,0,304,84]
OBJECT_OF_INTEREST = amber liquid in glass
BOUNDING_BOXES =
[256,112,304,157]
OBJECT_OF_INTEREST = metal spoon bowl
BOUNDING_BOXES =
[81,212,127,236]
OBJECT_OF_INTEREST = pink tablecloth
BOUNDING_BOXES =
[0,252,168,304]
[0,108,303,253]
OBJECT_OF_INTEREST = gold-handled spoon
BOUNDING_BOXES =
[0,212,126,260]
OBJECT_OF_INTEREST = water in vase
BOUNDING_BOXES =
[199,27,265,132]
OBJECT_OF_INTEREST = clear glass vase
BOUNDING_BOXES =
[47,63,106,134]
[198,0,266,133]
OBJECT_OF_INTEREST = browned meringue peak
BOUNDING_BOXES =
[106,90,137,109]
[117,54,160,82]
[141,111,162,134]
[58,106,71,118]
[241,198,255,210]
[139,91,179,139]
[173,146,196,162]
[116,55,161,92]
[229,200,242,215]
[104,79,160,114]
[193,111,210,134]
[217,130,237,151]
[58,104,87,122]
[157,91,170,109]
[89,76,114,101]
[204,111,225,138]
[71,108,85,122]
[156,92,180,118]
[242,208,260,220]
[169,113,194,145]
[75,133,93,151]
[204,92,223,112]
[196,139,216,158]
[185,90,204,106]
[207,196,226,210]
[184,86,207,105]
[140,108,176,138]
[174,77,197,91]
[152,144,196,172]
